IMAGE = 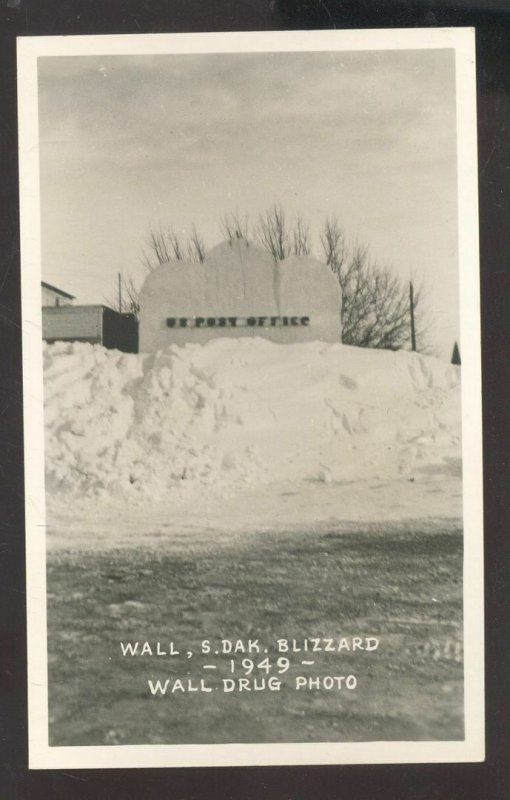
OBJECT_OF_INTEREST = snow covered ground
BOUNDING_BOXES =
[43,338,462,548]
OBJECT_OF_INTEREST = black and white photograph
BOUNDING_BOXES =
[17,28,483,769]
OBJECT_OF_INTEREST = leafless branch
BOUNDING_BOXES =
[220,211,249,241]
[321,216,428,351]
[292,215,311,256]
[254,204,291,261]
[103,273,141,318]
[187,224,206,263]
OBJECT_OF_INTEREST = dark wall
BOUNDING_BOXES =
[102,308,138,353]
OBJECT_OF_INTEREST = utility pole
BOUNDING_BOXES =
[118,272,122,313]
[409,280,417,352]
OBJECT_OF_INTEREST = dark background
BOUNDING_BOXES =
[1,2,509,798]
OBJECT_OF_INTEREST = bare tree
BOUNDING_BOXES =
[141,224,206,270]
[141,225,187,271]
[187,224,206,263]
[121,275,142,316]
[141,227,172,271]
[220,211,249,242]
[292,215,311,256]
[320,216,347,278]
[103,273,141,317]
[223,207,310,256]
[320,216,425,351]
[166,228,186,261]
[254,204,291,261]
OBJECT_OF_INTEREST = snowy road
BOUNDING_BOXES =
[46,474,462,552]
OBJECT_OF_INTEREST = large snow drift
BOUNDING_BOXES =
[43,338,461,529]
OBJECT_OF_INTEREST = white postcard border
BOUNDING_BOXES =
[18,27,484,770]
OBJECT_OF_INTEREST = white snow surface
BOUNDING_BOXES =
[43,339,462,546]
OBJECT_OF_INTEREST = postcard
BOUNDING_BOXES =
[18,27,483,769]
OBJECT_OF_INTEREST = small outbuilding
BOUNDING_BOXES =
[42,304,138,353]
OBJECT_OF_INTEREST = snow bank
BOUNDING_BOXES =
[43,338,461,513]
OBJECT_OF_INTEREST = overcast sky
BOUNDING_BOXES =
[38,48,458,357]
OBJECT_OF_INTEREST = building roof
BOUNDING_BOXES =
[41,281,75,300]
[42,304,135,317]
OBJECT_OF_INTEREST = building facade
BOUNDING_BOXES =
[41,283,138,353]
[41,281,75,307]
